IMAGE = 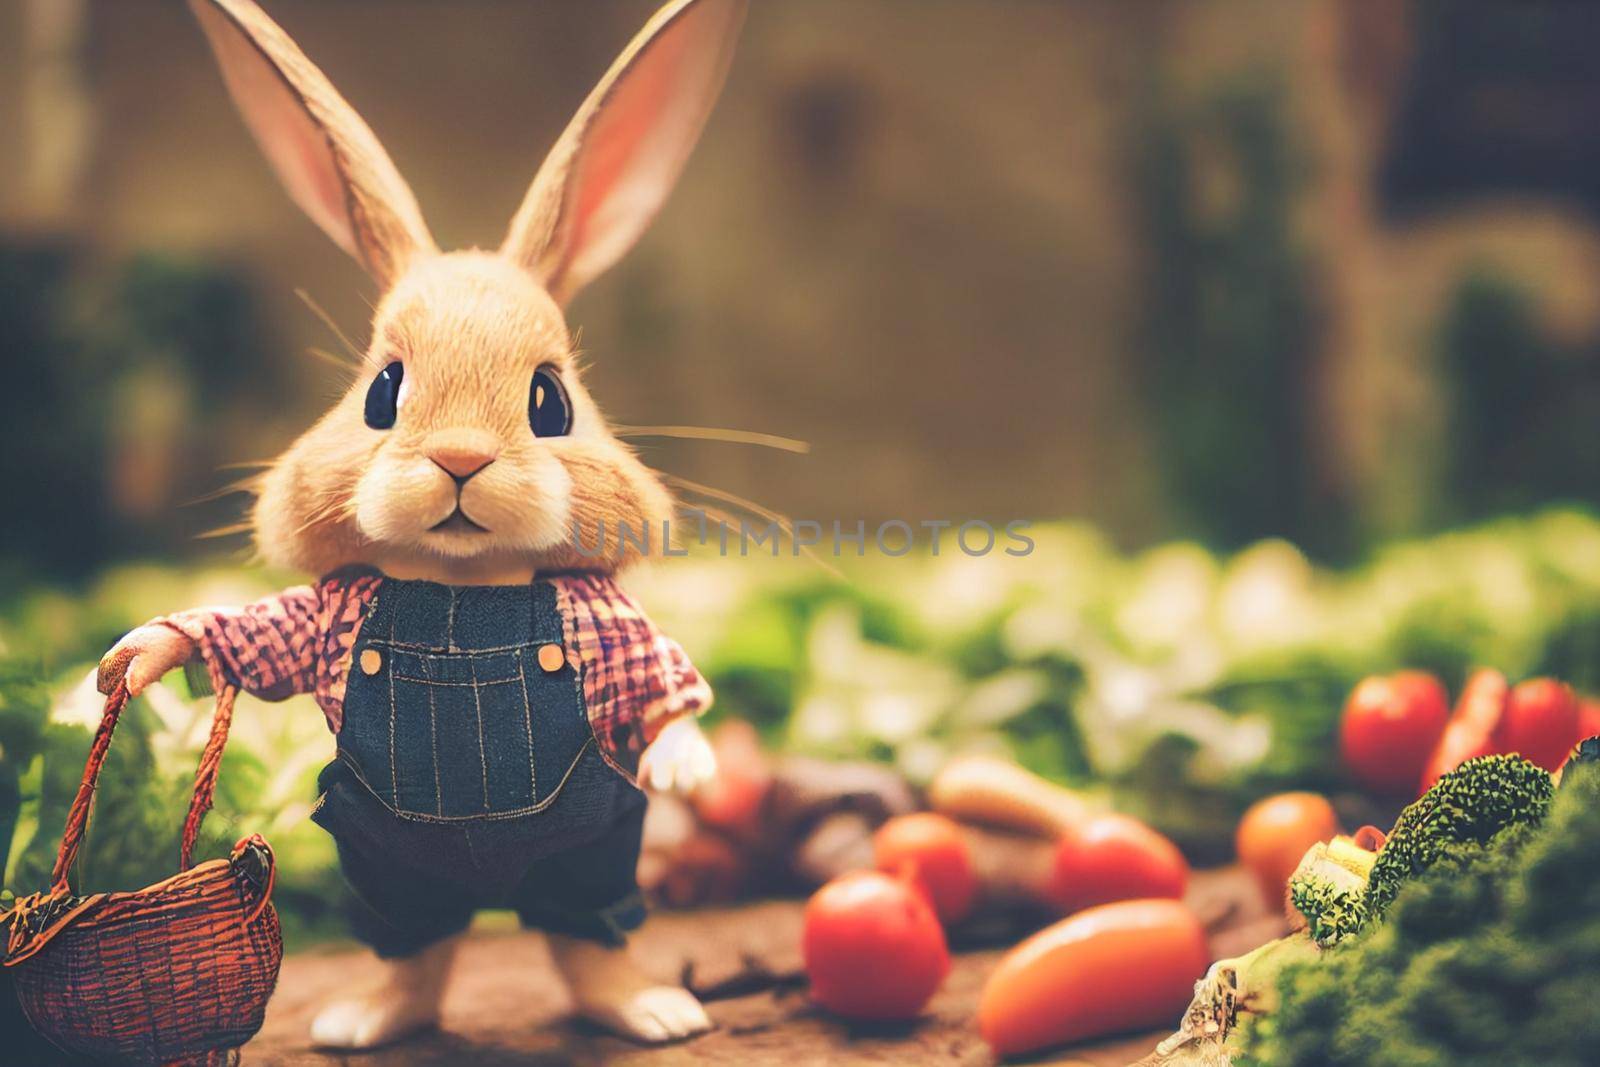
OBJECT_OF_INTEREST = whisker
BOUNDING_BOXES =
[664,475,841,578]
[672,501,743,551]
[182,475,263,507]
[288,491,359,540]
[305,346,357,374]
[290,502,339,536]
[616,425,810,454]
[294,288,361,360]
[672,501,813,566]
[196,521,254,541]
[216,459,276,472]
[664,474,798,539]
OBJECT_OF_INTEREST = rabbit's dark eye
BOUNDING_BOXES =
[529,365,572,438]
[364,362,404,429]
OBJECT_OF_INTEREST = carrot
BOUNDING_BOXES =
[1418,669,1507,793]
[977,898,1209,1058]
[927,755,1094,838]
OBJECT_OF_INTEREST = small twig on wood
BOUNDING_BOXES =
[681,953,807,1002]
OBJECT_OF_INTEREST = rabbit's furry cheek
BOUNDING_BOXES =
[352,451,459,548]
[457,450,574,551]
[252,415,375,575]
[529,443,677,573]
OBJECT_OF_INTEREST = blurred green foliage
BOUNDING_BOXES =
[1135,72,1338,557]
[5,511,1597,941]
[0,240,274,587]
[0,243,117,586]
[1438,272,1600,523]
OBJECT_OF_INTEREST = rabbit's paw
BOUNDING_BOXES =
[638,717,717,794]
[578,985,713,1043]
[310,993,437,1050]
[97,624,195,696]
[551,933,712,1043]
[309,941,455,1049]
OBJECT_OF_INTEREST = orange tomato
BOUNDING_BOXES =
[1047,813,1187,913]
[802,871,950,1020]
[873,813,978,924]
[978,898,1208,1057]
[1235,792,1340,907]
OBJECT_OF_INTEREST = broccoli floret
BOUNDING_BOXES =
[1285,836,1377,947]
[1236,754,1600,1067]
[1288,872,1369,947]
[1284,756,1551,949]
[1363,754,1553,919]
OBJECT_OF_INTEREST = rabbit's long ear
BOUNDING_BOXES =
[501,0,746,305]
[190,0,436,288]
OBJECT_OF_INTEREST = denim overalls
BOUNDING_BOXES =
[311,578,647,957]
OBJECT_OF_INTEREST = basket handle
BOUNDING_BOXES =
[179,683,239,871]
[50,680,241,892]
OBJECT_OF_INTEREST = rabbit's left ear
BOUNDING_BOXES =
[190,0,436,288]
[501,0,747,305]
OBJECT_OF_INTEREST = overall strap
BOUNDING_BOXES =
[529,578,566,645]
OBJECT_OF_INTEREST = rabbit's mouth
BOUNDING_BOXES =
[429,507,489,535]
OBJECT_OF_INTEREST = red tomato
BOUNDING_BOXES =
[1340,671,1449,794]
[1420,669,1507,793]
[1235,792,1340,907]
[691,720,771,839]
[802,871,950,1020]
[873,813,978,924]
[1047,814,1187,914]
[1495,678,1579,771]
[978,898,1209,1057]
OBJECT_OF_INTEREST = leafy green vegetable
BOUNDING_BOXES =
[1287,871,1369,948]
[1239,761,1600,1066]
[1363,754,1553,918]
[1289,757,1551,950]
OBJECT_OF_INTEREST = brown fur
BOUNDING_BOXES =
[191,0,745,579]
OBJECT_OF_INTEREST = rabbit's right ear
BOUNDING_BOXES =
[189,0,435,288]
[501,0,747,305]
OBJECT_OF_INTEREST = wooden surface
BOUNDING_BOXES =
[243,867,1282,1066]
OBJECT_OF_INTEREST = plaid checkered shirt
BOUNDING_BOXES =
[155,568,712,782]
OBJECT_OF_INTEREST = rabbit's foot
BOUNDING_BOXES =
[549,933,713,1043]
[309,938,456,1049]
[582,984,713,1043]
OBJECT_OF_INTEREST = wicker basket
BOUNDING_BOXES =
[2,683,283,1066]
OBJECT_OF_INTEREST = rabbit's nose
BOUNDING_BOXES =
[430,445,498,481]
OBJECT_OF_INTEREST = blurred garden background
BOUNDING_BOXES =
[2,0,1599,945]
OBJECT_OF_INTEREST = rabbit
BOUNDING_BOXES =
[94,0,748,1049]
